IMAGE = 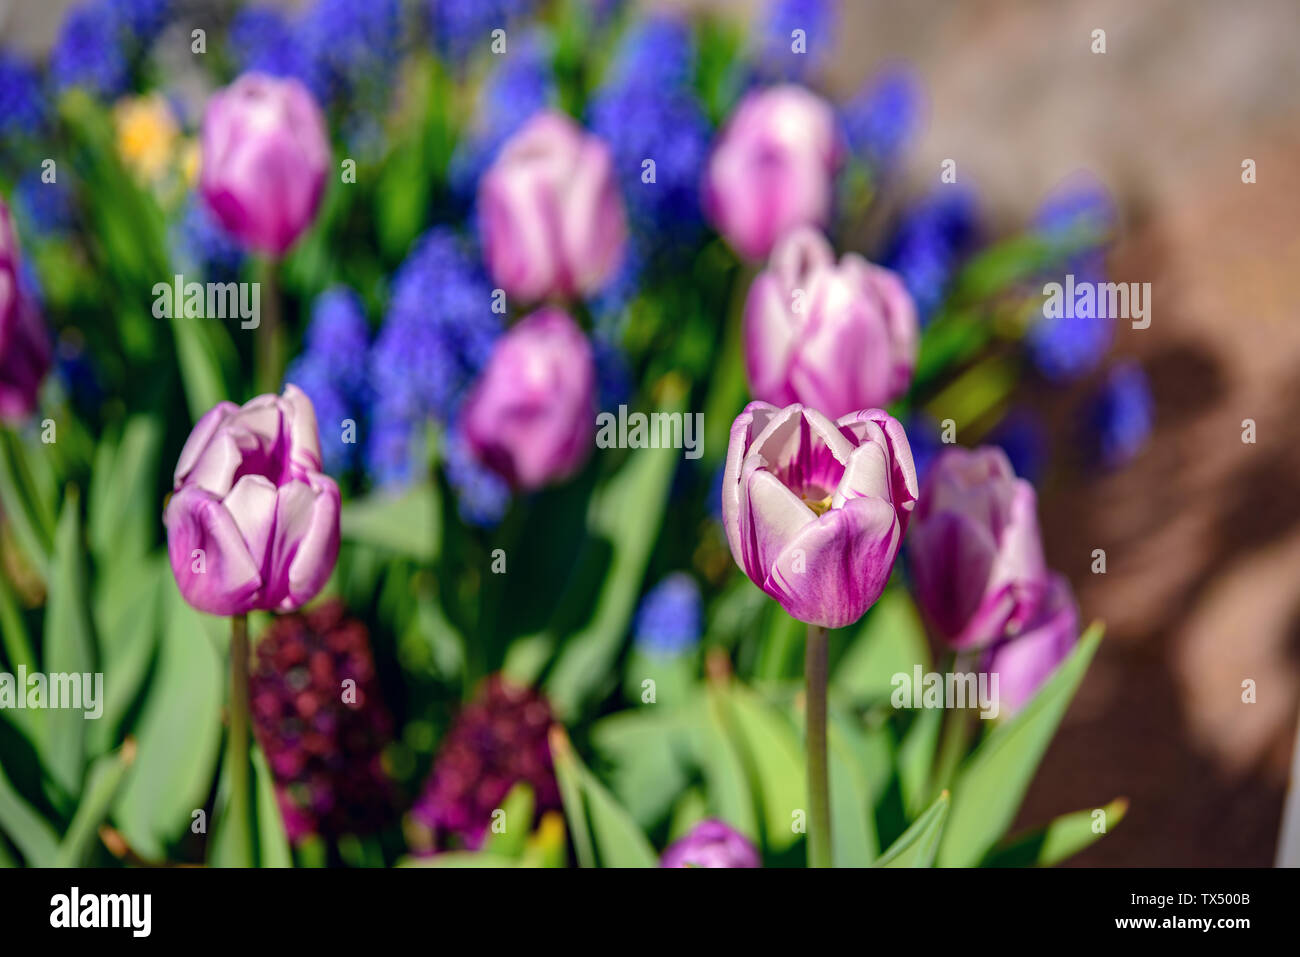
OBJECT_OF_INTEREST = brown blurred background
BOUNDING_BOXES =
[7,0,1298,864]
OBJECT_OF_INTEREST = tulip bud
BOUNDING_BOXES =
[745,227,918,418]
[703,84,841,261]
[0,200,50,422]
[908,447,1049,650]
[660,819,761,868]
[165,385,341,616]
[981,573,1079,715]
[459,308,596,491]
[199,72,330,257]
[478,110,628,303]
[721,402,917,629]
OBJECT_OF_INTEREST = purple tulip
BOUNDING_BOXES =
[721,402,917,629]
[459,308,596,491]
[744,227,918,419]
[164,385,341,616]
[660,818,761,868]
[0,200,50,422]
[199,72,330,257]
[704,84,841,261]
[981,573,1079,715]
[908,447,1049,650]
[478,110,628,303]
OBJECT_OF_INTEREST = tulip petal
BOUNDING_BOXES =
[766,495,900,628]
[223,473,279,573]
[908,508,1007,648]
[721,400,780,564]
[164,485,262,616]
[174,400,239,487]
[738,464,814,585]
[268,475,341,612]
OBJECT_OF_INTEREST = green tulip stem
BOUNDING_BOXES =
[225,613,255,866]
[805,623,832,868]
[255,258,284,395]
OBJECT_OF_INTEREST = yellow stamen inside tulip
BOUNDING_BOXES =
[804,494,833,516]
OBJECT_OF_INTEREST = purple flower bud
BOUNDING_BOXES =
[249,600,396,843]
[413,676,560,852]
[908,447,1049,650]
[660,818,761,868]
[199,72,330,257]
[164,385,341,616]
[980,573,1079,716]
[459,308,596,490]
[704,85,841,261]
[744,227,918,419]
[478,110,628,303]
[721,402,917,629]
[0,200,51,422]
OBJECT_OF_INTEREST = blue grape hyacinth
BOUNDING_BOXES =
[758,0,838,82]
[842,66,923,173]
[285,287,372,475]
[882,188,979,325]
[1086,360,1153,469]
[365,229,503,486]
[0,53,47,147]
[428,0,539,64]
[51,2,131,98]
[634,573,703,657]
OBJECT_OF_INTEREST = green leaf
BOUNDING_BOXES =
[724,684,805,852]
[481,783,535,860]
[0,759,59,866]
[0,428,55,573]
[590,708,690,829]
[88,558,164,755]
[984,797,1128,867]
[54,742,136,867]
[897,705,943,817]
[253,745,293,868]
[340,481,441,562]
[112,584,224,859]
[544,381,686,717]
[87,416,163,565]
[548,727,593,869]
[937,624,1104,867]
[875,791,950,867]
[692,689,759,841]
[398,852,520,868]
[42,488,97,801]
[825,717,880,865]
[550,726,657,867]
[834,586,931,705]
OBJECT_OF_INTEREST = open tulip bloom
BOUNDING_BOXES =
[722,401,917,865]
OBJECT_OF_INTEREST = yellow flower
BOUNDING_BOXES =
[114,93,180,183]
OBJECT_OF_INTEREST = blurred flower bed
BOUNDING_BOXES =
[0,0,1153,868]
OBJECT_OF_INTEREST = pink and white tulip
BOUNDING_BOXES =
[745,227,918,419]
[478,110,627,303]
[0,200,50,422]
[721,402,917,629]
[199,72,330,257]
[460,308,596,490]
[704,85,841,261]
[981,573,1079,715]
[165,385,340,616]
[908,447,1050,650]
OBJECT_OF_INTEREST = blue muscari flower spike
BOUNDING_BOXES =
[634,573,703,656]
[229,7,316,83]
[882,188,979,326]
[758,0,838,81]
[365,229,503,486]
[51,2,131,99]
[297,0,402,105]
[1027,173,1119,383]
[286,287,371,475]
[1086,360,1153,469]
[173,196,244,283]
[428,0,539,64]
[841,66,923,173]
[444,430,511,527]
[988,408,1049,486]
[587,17,711,246]
[105,0,171,46]
[0,52,48,146]
[448,30,554,202]
[14,174,75,238]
